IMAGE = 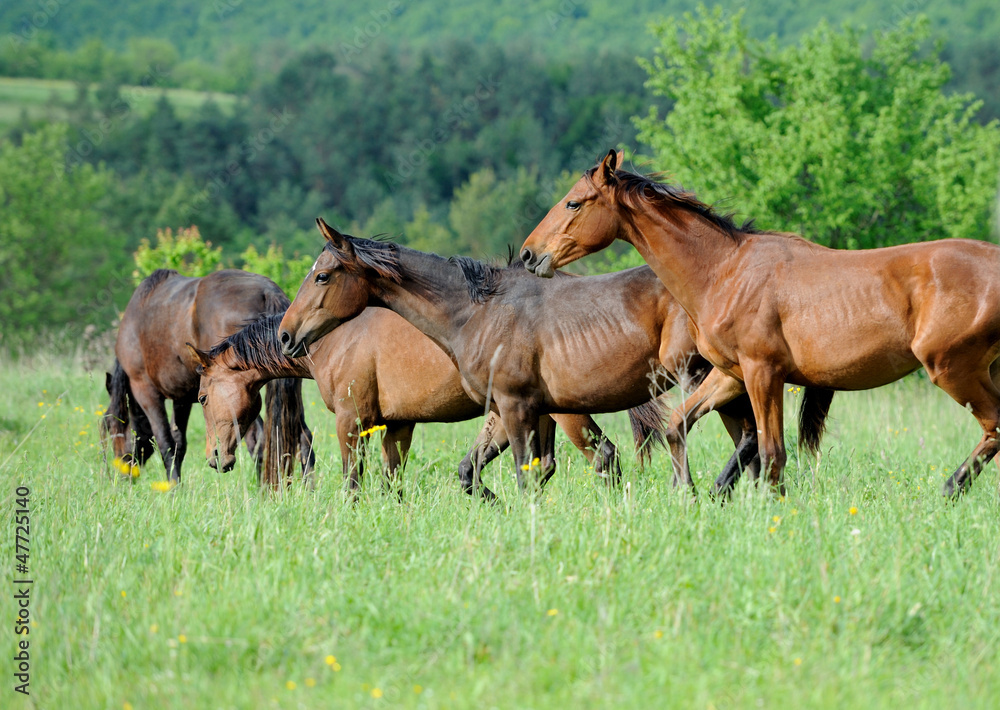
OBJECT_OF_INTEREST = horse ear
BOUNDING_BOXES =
[597,149,621,185]
[316,217,350,252]
[185,342,211,370]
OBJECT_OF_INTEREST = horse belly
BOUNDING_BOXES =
[538,352,658,412]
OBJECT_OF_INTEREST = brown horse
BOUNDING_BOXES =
[189,309,661,499]
[521,149,1000,497]
[106,269,314,487]
[276,220,831,493]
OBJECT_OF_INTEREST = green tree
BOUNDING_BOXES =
[132,226,222,283]
[449,167,546,257]
[635,8,1000,248]
[0,124,127,335]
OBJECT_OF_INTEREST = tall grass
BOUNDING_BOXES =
[1,355,997,709]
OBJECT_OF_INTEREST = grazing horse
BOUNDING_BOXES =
[521,149,1000,497]
[106,269,315,487]
[276,220,831,493]
[189,309,662,499]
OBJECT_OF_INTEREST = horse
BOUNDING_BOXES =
[188,309,665,499]
[520,149,1000,497]
[105,268,315,488]
[276,219,831,494]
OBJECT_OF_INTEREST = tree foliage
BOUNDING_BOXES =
[635,8,1000,248]
[0,124,126,334]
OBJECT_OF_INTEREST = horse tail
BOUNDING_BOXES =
[628,396,669,465]
[102,359,155,471]
[260,377,307,488]
[798,387,834,456]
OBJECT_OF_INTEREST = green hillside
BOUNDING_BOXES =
[2,0,996,61]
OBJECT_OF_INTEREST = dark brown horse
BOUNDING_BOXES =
[276,220,830,493]
[190,309,663,498]
[105,269,314,487]
[521,149,1000,497]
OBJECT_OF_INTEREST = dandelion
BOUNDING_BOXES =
[834,596,841,604]
[115,458,141,478]
[124,703,133,710]
[768,526,776,534]
[654,630,663,639]
[120,590,127,598]
[794,658,802,666]
[413,685,424,694]
[333,662,341,671]
[150,624,158,633]
[286,680,297,690]
[547,608,559,616]
[522,457,542,472]
[37,402,44,407]
[849,506,858,515]
[178,634,187,644]
[371,688,383,699]
[772,515,781,524]
[305,678,316,688]
[151,480,175,492]
[325,655,336,666]
[358,424,388,438]
[174,589,183,596]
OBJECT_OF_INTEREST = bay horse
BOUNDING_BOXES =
[105,269,315,488]
[276,220,831,493]
[521,149,1000,497]
[189,309,663,499]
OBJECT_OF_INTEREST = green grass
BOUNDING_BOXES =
[0,77,238,129]
[1,354,998,709]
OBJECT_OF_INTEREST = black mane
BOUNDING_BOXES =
[208,314,297,374]
[324,235,403,282]
[448,255,508,303]
[587,167,765,243]
[135,268,178,302]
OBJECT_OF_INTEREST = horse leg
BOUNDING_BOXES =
[537,414,559,490]
[497,398,545,493]
[742,363,788,495]
[381,422,414,500]
[666,368,748,493]
[713,394,761,497]
[128,382,179,482]
[243,417,265,480]
[553,413,622,487]
[458,411,502,500]
[170,400,193,481]
[933,366,1000,497]
[298,420,316,490]
[336,414,363,496]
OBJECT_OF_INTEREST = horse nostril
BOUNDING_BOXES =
[520,248,534,265]
[279,330,290,345]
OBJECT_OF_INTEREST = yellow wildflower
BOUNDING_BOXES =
[325,655,336,666]
[413,685,423,694]
[371,688,383,699]
[521,457,542,472]
[849,506,858,515]
[834,596,841,604]
[151,480,175,492]
[305,678,316,688]
[547,608,558,616]
[286,680,297,690]
[178,634,187,644]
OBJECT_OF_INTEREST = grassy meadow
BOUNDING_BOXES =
[1,352,999,709]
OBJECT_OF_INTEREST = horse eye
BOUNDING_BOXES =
[315,271,330,284]
[198,394,207,406]
[566,200,581,210]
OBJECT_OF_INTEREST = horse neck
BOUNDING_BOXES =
[623,205,739,322]
[369,247,475,356]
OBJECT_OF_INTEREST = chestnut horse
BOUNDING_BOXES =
[521,150,1000,497]
[106,269,315,487]
[277,220,831,493]
[190,309,663,499]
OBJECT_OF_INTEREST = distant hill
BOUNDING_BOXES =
[2,0,995,62]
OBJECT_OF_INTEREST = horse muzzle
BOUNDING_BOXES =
[520,248,555,278]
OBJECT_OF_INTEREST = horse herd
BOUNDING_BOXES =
[105,151,1000,500]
